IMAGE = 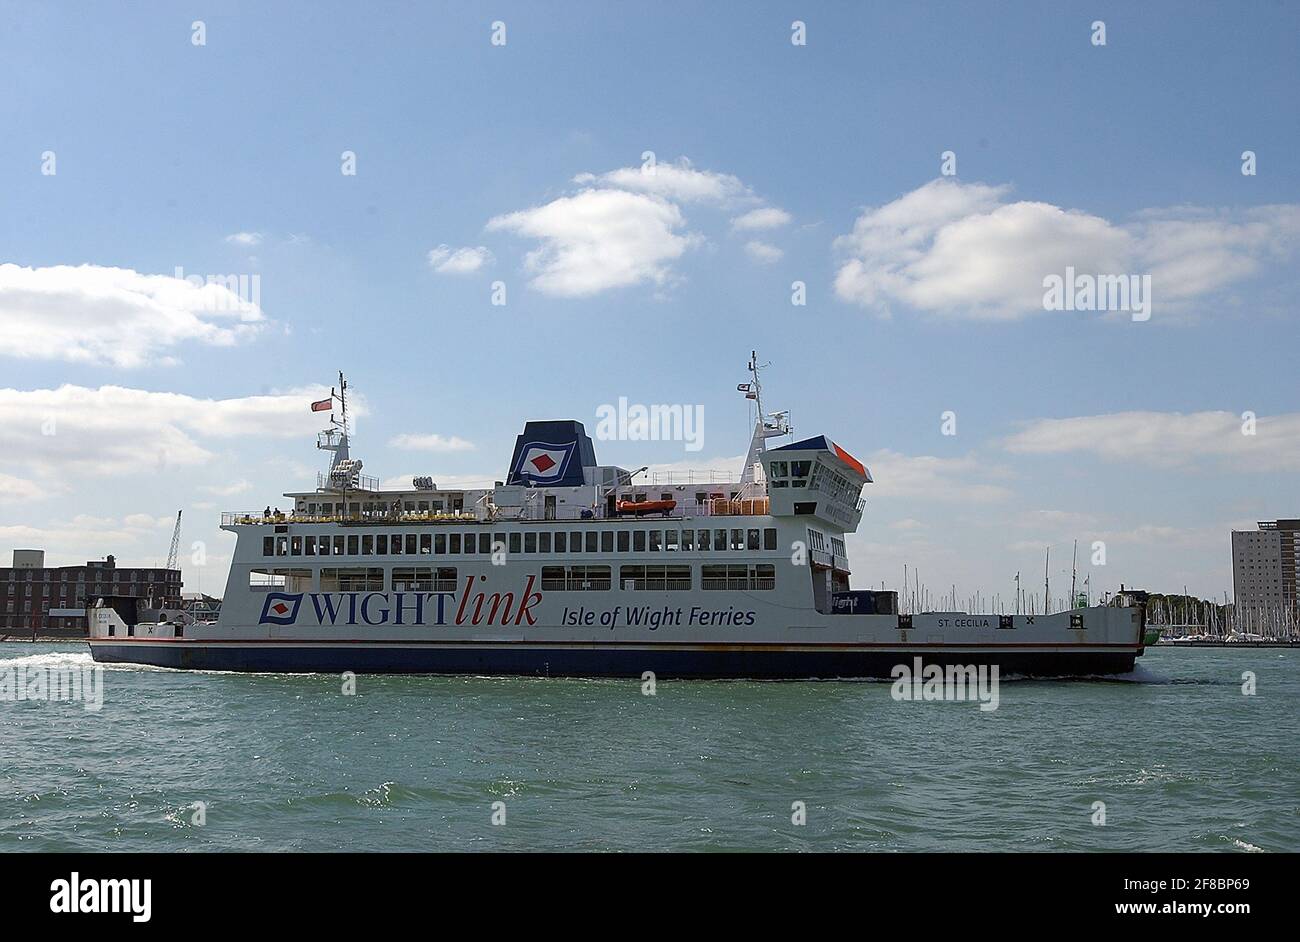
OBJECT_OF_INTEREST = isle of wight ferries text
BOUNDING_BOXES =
[562,605,756,629]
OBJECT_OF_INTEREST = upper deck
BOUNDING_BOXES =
[228,363,871,536]
[223,469,776,529]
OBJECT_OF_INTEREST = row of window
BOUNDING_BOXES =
[0,616,87,629]
[254,563,777,593]
[4,570,176,582]
[264,527,781,559]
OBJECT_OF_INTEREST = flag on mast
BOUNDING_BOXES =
[311,396,333,412]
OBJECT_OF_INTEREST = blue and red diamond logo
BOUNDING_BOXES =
[259,592,303,626]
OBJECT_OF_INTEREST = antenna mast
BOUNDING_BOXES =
[1071,539,1078,608]
[1044,546,1051,614]
[738,351,791,484]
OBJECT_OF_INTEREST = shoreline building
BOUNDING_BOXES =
[1231,520,1299,629]
[1,550,182,637]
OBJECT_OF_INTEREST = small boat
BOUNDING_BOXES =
[616,499,676,517]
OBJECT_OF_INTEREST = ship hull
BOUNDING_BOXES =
[87,639,1141,678]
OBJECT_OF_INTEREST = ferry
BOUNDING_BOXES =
[87,359,1147,678]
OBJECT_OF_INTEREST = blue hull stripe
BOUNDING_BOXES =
[88,643,1138,678]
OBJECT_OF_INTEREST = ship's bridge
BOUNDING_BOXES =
[762,435,870,531]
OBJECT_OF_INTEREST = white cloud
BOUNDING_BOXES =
[864,449,1013,503]
[889,518,926,531]
[731,207,792,231]
[744,240,783,264]
[490,157,783,298]
[0,471,51,503]
[427,245,493,274]
[198,479,254,497]
[488,189,698,297]
[1003,410,1300,471]
[833,180,1300,319]
[0,384,346,478]
[574,158,749,205]
[1132,205,1300,301]
[224,232,263,246]
[0,263,265,367]
[0,513,187,567]
[389,433,476,452]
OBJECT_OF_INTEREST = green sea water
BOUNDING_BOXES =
[1,643,1295,852]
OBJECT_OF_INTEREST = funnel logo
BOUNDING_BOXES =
[514,442,574,484]
[259,592,303,625]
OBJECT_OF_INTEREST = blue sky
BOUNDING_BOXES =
[2,1,1297,604]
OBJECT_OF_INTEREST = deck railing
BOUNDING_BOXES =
[221,495,773,529]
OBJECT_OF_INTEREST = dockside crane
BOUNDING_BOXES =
[166,510,182,572]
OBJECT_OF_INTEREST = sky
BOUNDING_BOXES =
[1,1,1297,605]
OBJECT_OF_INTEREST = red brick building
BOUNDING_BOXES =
[1,550,182,637]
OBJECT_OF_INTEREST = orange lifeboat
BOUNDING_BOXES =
[616,499,677,517]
